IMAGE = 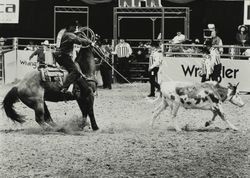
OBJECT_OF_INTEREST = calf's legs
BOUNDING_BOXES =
[207,104,238,130]
[151,100,168,127]
[171,103,181,132]
[205,111,218,127]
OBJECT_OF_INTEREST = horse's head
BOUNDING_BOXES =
[227,82,244,107]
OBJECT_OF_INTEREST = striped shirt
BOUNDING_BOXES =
[201,47,221,77]
[149,49,163,71]
[210,47,221,65]
[114,42,132,58]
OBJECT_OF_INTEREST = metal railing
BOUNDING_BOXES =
[162,43,250,60]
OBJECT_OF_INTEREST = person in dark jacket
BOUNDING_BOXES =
[100,39,113,89]
[55,24,92,93]
[236,25,249,46]
[29,40,49,69]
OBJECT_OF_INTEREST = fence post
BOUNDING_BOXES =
[13,37,18,50]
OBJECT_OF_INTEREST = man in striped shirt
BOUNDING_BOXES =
[201,39,222,82]
[147,42,162,97]
[113,39,132,83]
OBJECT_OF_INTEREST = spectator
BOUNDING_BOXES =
[24,41,36,51]
[100,39,113,89]
[236,25,249,46]
[138,42,144,47]
[171,31,186,44]
[147,41,162,97]
[113,38,132,83]
[168,31,186,54]
[200,39,222,83]
[29,40,50,69]
[208,24,224,54]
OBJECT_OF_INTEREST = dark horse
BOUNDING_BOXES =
[2,46,99,131]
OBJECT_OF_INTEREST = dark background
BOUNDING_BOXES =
[0,0,244,45]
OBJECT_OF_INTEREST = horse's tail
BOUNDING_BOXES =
[2,87,25,123]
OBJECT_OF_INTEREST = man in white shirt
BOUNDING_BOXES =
[172,32,186,44]
[113,39,132,83]
[168,32,186,54]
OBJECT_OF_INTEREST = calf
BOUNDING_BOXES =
[152,81,244,131]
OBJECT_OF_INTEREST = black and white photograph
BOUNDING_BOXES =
[0,0,249,177]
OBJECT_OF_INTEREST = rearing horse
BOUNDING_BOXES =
[2,46,99,131]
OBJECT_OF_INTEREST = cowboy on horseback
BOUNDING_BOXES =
[55,24,92,94]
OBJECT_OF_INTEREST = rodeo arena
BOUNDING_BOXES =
[1,0,250,177]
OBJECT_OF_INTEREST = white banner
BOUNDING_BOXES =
[4,50,17,84]
[0,0,19,24]
[4,50,55,84]
[159,57,250,92]
[16,50,38,79]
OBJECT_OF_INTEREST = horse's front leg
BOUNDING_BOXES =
[76,97,90,130]
[44,102,57,127]
[86,93,99,131]
[34,101,50,130]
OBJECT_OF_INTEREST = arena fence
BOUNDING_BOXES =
[2,38,250,92]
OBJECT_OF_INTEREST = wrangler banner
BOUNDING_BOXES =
[4,50,54,84]
[159,57,250,92]
[0,0,19,24]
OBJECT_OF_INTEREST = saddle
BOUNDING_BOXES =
[40,66,67,85]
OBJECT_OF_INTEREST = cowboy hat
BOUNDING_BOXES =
[238,25,248,31]
[41,40,49,46]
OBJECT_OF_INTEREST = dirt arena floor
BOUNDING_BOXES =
[0,83,249,177]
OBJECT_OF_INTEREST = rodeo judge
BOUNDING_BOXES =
[147,42,162,97]
[54,24,93,94]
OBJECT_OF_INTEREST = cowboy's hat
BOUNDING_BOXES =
[41,40,49,45]
[238,25,248,31]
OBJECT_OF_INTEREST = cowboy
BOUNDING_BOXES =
[54,24,93,93]
[29,40,50,69]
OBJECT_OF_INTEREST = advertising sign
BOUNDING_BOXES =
[4,50,17,84]
[118,0,162,7]
[0,0,19,24]
[159,57,250,92]
[4,50,55,84]
[16,50,37,79]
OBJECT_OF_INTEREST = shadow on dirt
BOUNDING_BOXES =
[181,126,235,132]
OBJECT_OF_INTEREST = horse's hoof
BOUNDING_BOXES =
[93,127,99,131]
